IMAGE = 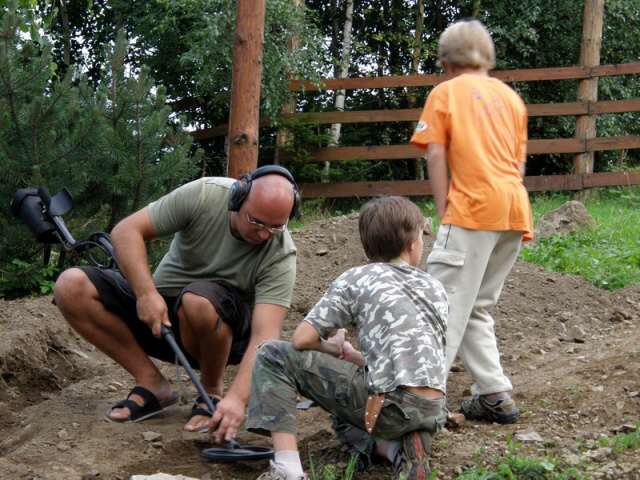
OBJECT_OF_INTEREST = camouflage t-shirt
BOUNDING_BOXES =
[304,261,448,394]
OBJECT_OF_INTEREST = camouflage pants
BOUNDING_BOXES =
[246,340,446,459]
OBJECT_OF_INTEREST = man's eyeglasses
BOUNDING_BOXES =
[246,213,287,234]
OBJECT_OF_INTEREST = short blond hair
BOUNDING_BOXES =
[438,19,495,70]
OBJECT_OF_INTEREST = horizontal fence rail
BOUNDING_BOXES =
[191,98,640,140]
[278,136,640,162]
[288,62,640,91]
[182,62,640,198]
[299,172,640,198]
[189,63,640,140]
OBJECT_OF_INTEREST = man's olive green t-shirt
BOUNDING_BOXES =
[148,177,297,308]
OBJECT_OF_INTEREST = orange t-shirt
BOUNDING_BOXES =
[411,73,533,241]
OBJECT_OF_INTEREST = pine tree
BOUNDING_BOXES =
[89,30,198,231]
[0,3,98,269]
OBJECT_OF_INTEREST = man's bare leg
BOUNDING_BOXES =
[54,268,173,421]
[178,292,233,431]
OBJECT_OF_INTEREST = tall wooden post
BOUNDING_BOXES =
[574,0,604,176]
[227,0,266,178]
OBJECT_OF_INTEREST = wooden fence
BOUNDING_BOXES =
[191,62,640,198]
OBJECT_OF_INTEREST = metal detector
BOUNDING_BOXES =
[161,325,273,462]
[11,187,118,270]
[12,186,274,463]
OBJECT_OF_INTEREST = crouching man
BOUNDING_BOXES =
[54,166,298,440]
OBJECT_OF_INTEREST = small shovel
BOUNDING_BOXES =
[161,325,273,462]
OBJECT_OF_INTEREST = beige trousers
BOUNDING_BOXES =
[426,224,521,395]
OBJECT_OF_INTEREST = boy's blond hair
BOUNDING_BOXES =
[358,196,424,262]
[438,19,495,70]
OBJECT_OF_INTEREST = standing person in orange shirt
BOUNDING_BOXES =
[410,19,533,424]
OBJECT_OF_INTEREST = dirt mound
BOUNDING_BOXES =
[0,297,97,414]
[1,214,639,479]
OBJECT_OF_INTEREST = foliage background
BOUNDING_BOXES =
[1,0,639,297]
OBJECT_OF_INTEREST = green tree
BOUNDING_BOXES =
[0,5,198,297]
[88,29,198,231]
[40,0,323,122]
[0,2,99,261]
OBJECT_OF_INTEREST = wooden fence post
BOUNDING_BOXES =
[227,0,266,178]
[574,0,604,180]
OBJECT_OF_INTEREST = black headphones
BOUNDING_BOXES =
[228,165,300,219]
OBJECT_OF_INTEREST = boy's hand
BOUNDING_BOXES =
[341,341,366,367]
[326,328,346,354]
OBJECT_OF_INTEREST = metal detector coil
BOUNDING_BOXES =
[162,322,274,462]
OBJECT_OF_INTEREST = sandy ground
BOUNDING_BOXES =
[1,214,639,480]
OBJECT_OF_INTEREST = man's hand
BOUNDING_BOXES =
[112,208,167,337]
[136,291,170,337]
[208,393,246,444]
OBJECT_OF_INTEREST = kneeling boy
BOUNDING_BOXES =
[246,196,448,480]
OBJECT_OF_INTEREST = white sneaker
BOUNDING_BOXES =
[256,460,307,480]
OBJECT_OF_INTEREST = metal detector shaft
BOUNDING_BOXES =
[160,324,216,414]
[160,324,242,451]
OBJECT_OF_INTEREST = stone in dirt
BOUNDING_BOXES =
[561,324,586,343]
[563,452,582,466]
[609,308,632,322]
[445,412,465,429]
[56,441,71,451]
[423,216,433,236]
[141,431,162,442]
[533,200,595,241]
[515,428,544,443]
[130,475,199,480]
[611,423,637,434]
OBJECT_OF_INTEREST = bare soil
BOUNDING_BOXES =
[1,214,639,480]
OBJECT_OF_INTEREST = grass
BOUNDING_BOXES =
[453,441,583,480]
[597,422,640,453]
[303,424,640,479]
[447,424,640,479]
[308,453,359,480]
[522,187,640,290]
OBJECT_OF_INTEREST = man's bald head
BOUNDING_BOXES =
[230,173,297,245]
[247,174,296,218]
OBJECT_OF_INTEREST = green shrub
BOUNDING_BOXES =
[0,258,57,298]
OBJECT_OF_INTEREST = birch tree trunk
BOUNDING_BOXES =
[274,0,301,165]
[409,0,425,180]
[472,0,482,17]
[322,0,354,183]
